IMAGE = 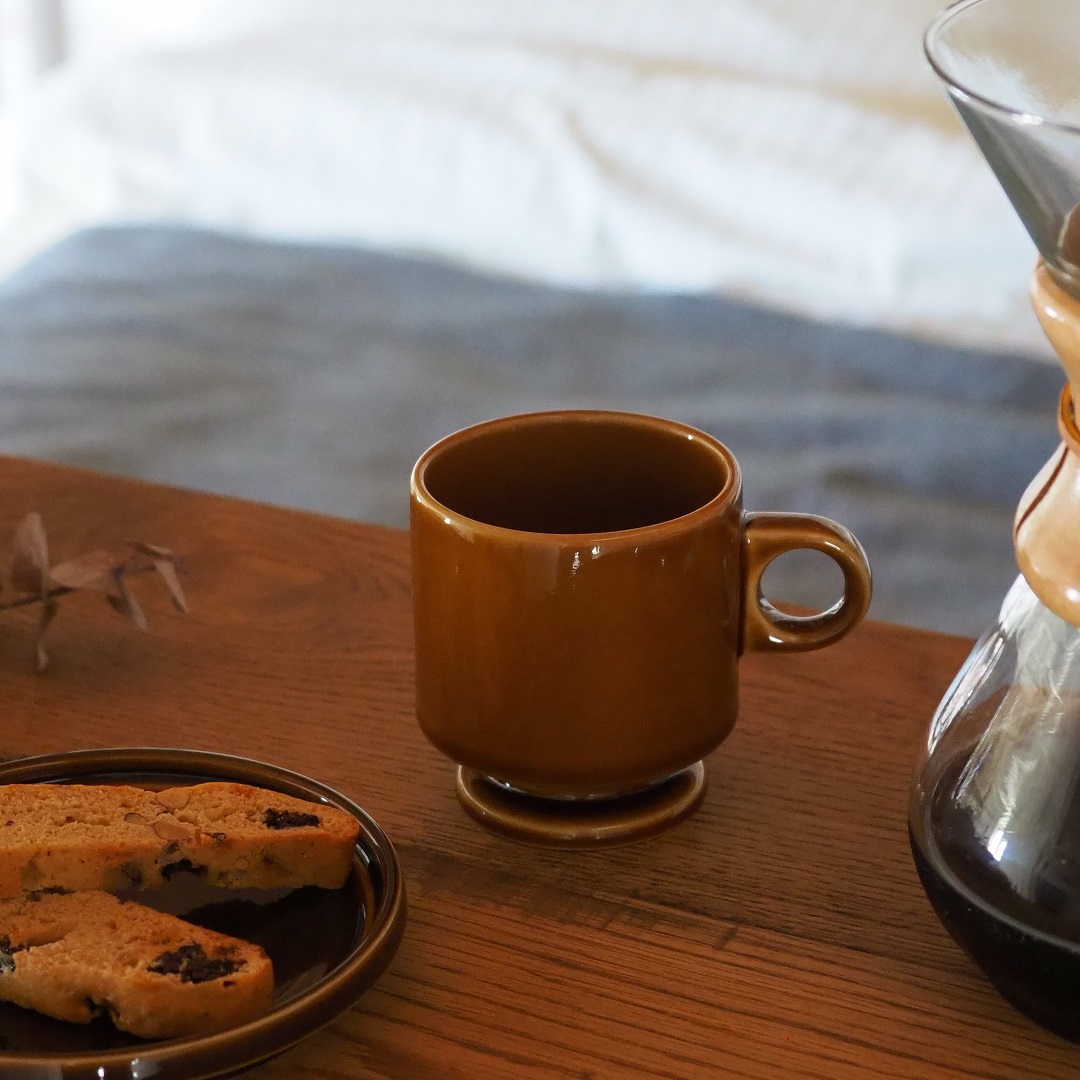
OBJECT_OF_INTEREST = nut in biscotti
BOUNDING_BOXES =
[0,890,274,1039]
[0,781,361,898]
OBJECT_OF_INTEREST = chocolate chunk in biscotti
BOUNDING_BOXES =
[0,781,360,898]
[264,808,321,829]
[0,890,273,1039]
[147,942,245,983]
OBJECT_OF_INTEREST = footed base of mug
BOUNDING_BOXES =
[455,762,707,847]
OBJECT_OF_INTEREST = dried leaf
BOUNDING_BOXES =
[151,558,187,613]
[35,598,59,672]
[107,574,147,631]
[0,519,186,670]
[11,513,49,596]
[127,541,175,560]
[49,550,117,592]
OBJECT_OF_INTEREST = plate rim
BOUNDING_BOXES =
[0,746,407,1080]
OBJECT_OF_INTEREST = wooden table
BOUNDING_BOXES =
[0,455,1076,1079]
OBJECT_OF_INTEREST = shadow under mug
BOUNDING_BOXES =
[410,410,871,846]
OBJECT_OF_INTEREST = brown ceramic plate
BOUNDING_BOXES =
[0,747,406,1080]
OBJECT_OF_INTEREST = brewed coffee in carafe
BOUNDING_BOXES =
[910,577,1080,1039]
[915,0,1080,1041]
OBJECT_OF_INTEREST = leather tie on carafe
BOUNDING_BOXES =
[1015,261,1080,626]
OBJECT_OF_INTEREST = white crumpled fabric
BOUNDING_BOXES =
[0,0,1047,354]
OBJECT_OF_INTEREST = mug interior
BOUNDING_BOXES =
[419,414,732,534]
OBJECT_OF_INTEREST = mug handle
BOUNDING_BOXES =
[740,512,872,654]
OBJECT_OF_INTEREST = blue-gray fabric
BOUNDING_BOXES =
[0,225,1062,635]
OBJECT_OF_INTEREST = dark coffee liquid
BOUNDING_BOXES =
[911,752,1080,1042]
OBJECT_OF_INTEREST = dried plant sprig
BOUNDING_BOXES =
[2,513,187,670]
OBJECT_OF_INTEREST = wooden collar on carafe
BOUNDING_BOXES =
[1015,261,1080,625]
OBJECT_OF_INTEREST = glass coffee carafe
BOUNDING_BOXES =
[911,0,1080,1042]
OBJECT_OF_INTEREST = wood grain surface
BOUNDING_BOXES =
[0,455,1076,1078]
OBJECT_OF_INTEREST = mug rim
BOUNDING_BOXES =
[410,409,742,542]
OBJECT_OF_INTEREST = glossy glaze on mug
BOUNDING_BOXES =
[411,411,872,803]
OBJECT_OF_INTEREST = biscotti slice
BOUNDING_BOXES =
[0,781,360,898]
[0,889,274,1039]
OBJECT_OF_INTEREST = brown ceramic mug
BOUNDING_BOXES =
[410,410,871,845]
